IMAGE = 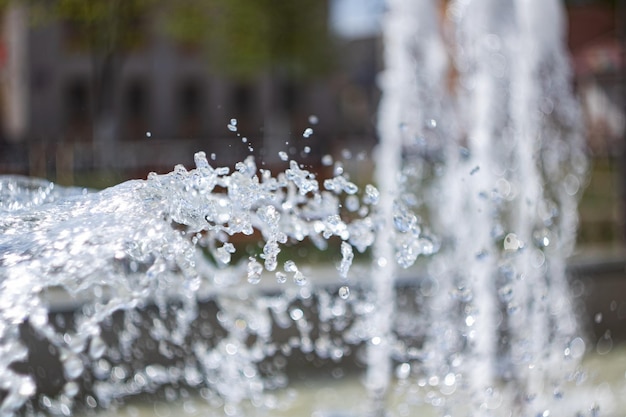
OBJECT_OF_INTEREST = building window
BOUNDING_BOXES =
[281,80,298,112]
[63,78,91,142]
[124,79,149,140]
[178,79,204,138]
[232,83,254,129]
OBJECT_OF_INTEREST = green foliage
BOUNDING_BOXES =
[2,0,335,79]
[1,0,156,54]
[162,0,336,80]
[52,0,156,53]
[162,0,210,47]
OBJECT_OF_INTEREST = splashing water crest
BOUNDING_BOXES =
[0,148,436,416]
[0,0,603,416]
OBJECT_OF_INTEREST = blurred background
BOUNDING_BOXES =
[0,0,623,250]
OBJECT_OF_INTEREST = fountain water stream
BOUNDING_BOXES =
[0,0,599,416]
[372,0,589,414]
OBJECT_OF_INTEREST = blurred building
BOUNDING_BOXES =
[0,1,382,185]
[568,2,625,156]
[565,1,625,244]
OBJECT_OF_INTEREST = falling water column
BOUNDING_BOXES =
[367,17,403,415]
[368,0,414,409]
[449,0,514,411]
[508,0,587,410]
[369,0,448,411]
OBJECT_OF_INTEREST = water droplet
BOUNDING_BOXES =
[452,286,473,302]
[338,242,354,278]
[285,160,319,194]
[247,257,263,284]
[531,249,546,268]
[338,286,350,299]
[302,128,313,138]
[568,337,586,359]
[289,308,304,321]
[308,115,319,125]
[322,154,333,166]
[498,284,514,302]
[596,330,613,355]
[345,195,360,212]
[553,388,563,399]
[594,312,603,323]
[276,271,287,284]
[363,184,379,205]
[395,363,410,379]
[278,151,289,161]
[85,396,97,408]
[63,381,79,397]
[418,237,436,255]
[89,336,106,359]
[393,205,417,233]
[225,343,238,355]
[18,378,36,397]
[64,355,84,380]
[216,243,235,264]
[146,131,152,138]
[503,233,522,251]
[533,228,551,247]
[227,119,238,132]
[564,174,580,196]
[444,373,456,386]
[343,181,358,195]
[331,368,344,379]
[333,163,344,176]
[284,260,298,273]
[293,271,307,286]
[303,146,311,154]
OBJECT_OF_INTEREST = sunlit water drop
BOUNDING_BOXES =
[338,286,350,300]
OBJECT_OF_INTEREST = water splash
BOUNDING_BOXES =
[0,0,595,416]
[0,149,435,416]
